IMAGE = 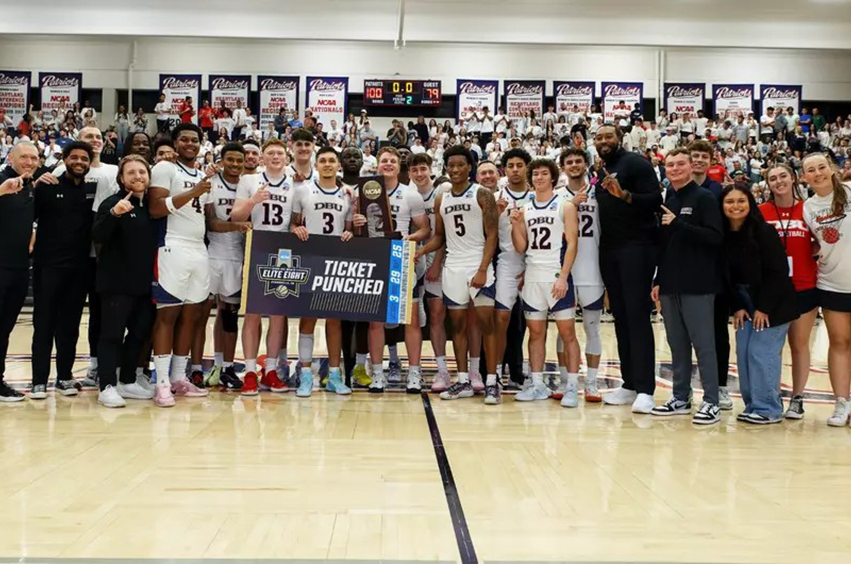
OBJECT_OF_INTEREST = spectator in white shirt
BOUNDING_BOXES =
[694,110,708,139]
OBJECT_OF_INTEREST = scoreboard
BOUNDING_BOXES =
[363,79,442,107]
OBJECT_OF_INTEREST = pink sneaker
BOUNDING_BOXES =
[431,369,451,393]
[470,371,485,393]
[172,379,209,397]
[154,386,175,408]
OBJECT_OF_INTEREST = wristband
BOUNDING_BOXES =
[165,196,178,214]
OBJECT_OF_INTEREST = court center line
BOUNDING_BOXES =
[420,393,478,564]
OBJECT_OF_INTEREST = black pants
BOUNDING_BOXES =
[503,299,526,384]
[98,293,154,390]
[599,244,657,395]
[87,258,101,362]
[480,132,493,148]
[714,292,731,387]
[157,119,169,134]
[0,268,29,379]
[31,264,89,386]
[341,320,368,385]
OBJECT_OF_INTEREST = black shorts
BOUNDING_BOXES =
[796,288,819,315]
[817,289,851,313]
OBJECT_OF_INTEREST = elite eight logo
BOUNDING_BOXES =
[256,249,311,299]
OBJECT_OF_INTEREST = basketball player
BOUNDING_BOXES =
[230,138,292,396]
[556,148,604,404]
[148,123,216,407]
[199,142,250,391]
[242,140,262,175]
[365,147,430,393]
[409,153,450,390]
[510,158,581,405]
[291,146,355,397]
[416,145,500,403]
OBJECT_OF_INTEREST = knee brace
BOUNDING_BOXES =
[582,307,602,356]
[298,333,314,364]
[220,307,239,333]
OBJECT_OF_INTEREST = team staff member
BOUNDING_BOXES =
[92,155,159,408]
[760,164,819,420]
[594,124,662,414]
[0,143,40,402]
[30,142,98,399]
[650,148,723,425]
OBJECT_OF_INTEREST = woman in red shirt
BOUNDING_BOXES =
[759,163,819,419]
[198,100,215,141]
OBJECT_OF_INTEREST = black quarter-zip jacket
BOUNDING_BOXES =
[33,172,98,268]
[0,166,35,270]
[656,181,723,295]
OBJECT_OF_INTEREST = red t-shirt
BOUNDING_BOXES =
[707,164,726,183]
[759,200,818,291]
[179,102,194,123]
[198,106,214,129]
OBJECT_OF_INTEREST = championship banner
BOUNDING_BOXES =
[503,80,545,120]
[39,72,82,113]
[306,76,348,129]
[664,82,705,115]
[712,84,754,120]
[601,82,643,123]
[209,74,250,111]
[554,81,594,115]
[241,231,414,324]
[456,79,498,121]
[258,75,299,130]
[159,73,201,126]
[760,84,802,115]
[0,71,30,125]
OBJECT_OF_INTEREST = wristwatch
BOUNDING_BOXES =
[622,190,633,204]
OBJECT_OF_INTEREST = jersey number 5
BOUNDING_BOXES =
[453,215,466,237]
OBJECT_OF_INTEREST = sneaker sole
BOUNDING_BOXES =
[368,388,385,394]
[259,386,288,393]
[0,395,26,402]
[784,411,804,420]
[118,393,154,400]
[719,403,734,411]
[483,398,502,405]
[155,400,175,408]
[692,417,720,425]
[584,393,602,402]
[58,389,78,397]
[241,391,259,397]
[98,400,126,408]
[406,388,422,394]
[29,392,48,400]
[827,418,850,427]
[440,392,475,400]
[650,410,692,417]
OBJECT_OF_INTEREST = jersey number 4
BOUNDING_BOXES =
[191,197,203,214]
[530,226,551,250]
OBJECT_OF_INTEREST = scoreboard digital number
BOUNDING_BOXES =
[363,79,442,107]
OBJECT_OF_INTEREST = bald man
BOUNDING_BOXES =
[0,143,40,402]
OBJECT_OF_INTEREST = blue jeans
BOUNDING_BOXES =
[735,320,790,419]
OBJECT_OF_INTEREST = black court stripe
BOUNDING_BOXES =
[421,393,478,564]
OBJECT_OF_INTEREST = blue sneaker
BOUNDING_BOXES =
[296,368,313,398]
[325,369,352,395]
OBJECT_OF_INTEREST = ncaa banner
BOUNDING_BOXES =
[504,80,545,120]
[39,72,82,113]
[306,76,348,129]
[456,79,498,121]
[664,82,705,115]
[601,82,643,123]
[554,81,594,115]
[712,84,753,120]
[241,231,415,324]
[209,74,250,111]
[258,75,299,130]
[0,71,30,125]
[159,74,201,126]
[760,84,802,114]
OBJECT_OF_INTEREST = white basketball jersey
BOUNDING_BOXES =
[293,180,353,236]
[236,171,294,232]
[418,183,442,271]
[523,194,565,282]
[562,184,602,287]
[207,173,244,261]
[496,186,535,259]
[286,164,319,193]
[440,183,486,269]
[150,160,209,250]
[387,182,426,237]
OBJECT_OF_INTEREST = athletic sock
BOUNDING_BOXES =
[245,358,257,374]
[191,364,202,373]
[587,367,599,383]
[457,372,470,384]
[371,364,384,380]
[389,344,400,365]
[558,366,569,383]
[486,373,497,386]
[223,361,233,369]
[265,357,277,374]
[89,357,98,371]
[567,372,580,385]
[135,367,145,378]
[356,353,367,367]
[496,364,503,378]
[298,333,314,365]
[435,356,447,372]
[170,355,189,383]
[278,350,287,366]
[408,365,420,376]
[153,354,172,388]
[532,372,543,387]
[469,357,480,374]
[214,352,224,367]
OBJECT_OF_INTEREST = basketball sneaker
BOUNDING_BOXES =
[116,381,154,400]
[560,381,579,408]
[296,369,313,398]
[827,397,851,427]
[260,370,288,393]
[784,395,804,420]
[352,365,372,388]
[172,379,209,397]
[469,370,484,393]
[154,386,175,408]
[584,377,602,402]
[241,372,259,396]
[369,371,386,394]
[718,386,734,410]
[189,369,205,388]
[431,369,450,393]
[0,380,24,402]
[514,382,551,401]
[219,367,244,391]
[651,398,692,416]
[692,402,721,425]
[80,368,98,388]
[29,385,47,400]
[483,380,502,405]
[388,360,402,384]
[602,386,637,405]
[205,365,222,388]
[440,381,474,400]
[406,369,422,394]
[55,379,78,396]
[325,369,352,395]
[98,385,126,408]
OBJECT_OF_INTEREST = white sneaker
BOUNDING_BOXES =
[117,381,155,400]
[98,385,126,408]
[135,373,155,394]
[718,386,734,411]
[631,393,655,414]
[515,383,551,402]
[827,397,851,427]
[603,386,637,405]
[560,381,579,408]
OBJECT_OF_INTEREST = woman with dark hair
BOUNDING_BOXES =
[722,184,798,424]
[122,131,152,162]
[802,153,851,426]
[759,164,819,419]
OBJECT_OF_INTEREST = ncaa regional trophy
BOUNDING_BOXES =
[356,176,396,238]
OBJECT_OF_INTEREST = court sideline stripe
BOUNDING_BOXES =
[420,393,478,564]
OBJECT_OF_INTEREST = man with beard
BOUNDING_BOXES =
[0,143,40,402]
[123,131,152,163]
[593,124,662,414]
[242,140,262,175]
[29,142,99,399]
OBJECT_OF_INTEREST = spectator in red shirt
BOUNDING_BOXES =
[707,156,726,183]
[215,99,228,119]
[198,100,215,141]
[179,97,194,124]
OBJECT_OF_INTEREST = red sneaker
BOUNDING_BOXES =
[241,372,259,396]
[260,369,288,393]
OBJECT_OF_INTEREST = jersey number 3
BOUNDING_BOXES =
[322,212,335,234]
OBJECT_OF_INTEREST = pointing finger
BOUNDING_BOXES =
[661,205,673,215]
[122,191,133,201]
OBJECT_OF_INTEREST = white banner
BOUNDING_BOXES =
[504,80,545,120]
[554,81,594,115]
[39,72,82,113]
[713,84,754,120]
[0,71,30,126]
[601,82,643,124]
[664,83,705,115]
[258,75,299,130]
[209,75,250,112]
[306,76,348,129]
[456,79,498,121]
[159,74,201,126]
